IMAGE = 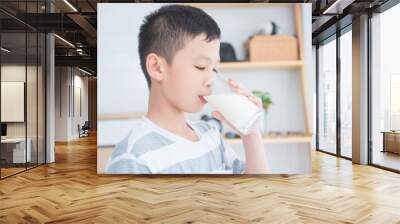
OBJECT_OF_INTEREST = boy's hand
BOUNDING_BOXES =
[211,78,268,173]
[211,79,262,136]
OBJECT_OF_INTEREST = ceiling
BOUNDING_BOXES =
[0,0,396,74]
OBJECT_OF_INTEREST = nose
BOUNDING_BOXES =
[204,76,215,89]
[203,70,217,92]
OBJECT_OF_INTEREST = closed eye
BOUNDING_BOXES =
[194,66,219,73]
[194,66,205,70]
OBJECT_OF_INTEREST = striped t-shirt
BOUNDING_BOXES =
[105,116,245,174]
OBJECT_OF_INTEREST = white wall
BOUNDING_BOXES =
[55,67,89,141]
[55,67,69,141]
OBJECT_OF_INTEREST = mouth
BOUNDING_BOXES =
[198,95,208,104]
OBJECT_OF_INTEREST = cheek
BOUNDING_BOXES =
[166,73,204,111]
[169,67,200,94]
[163,70,191,102]
[161,54,209,112]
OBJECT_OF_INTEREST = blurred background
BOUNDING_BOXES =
[1,0,399,178]
[97,3,313,174]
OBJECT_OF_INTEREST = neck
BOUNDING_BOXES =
[146,86,188,135]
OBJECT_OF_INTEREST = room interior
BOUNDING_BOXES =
[0,0,399,222]
[97,3,313,174]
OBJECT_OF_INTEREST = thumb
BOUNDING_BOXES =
[211,111,224,121]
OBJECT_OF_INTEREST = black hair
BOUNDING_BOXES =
[138,5,221,89]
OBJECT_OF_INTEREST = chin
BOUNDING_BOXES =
[183,103,205,113]
[186,106,204,113]
[176,97,206,113]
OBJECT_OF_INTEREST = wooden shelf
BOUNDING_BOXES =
[224,135,312,145]
[219,61,304,70]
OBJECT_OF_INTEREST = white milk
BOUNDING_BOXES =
[204,93,262,134]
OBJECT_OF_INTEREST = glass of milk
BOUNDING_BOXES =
[204,74,263,135]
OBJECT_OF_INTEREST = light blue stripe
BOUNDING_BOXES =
[191,121,211,134]
[109,130,132,160]
[130,131,173,157]
[106,158,151,174]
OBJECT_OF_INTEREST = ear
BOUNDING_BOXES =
[146,53,166,82]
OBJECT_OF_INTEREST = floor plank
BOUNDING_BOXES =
[1,135,400,223]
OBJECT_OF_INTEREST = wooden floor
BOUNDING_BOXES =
[1,163,44,178]
[1,167,26,178]
[1,135,400,223]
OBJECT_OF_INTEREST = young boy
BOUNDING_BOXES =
[105,4,268,174]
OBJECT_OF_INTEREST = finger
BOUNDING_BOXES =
[248,95,262,107]
[238,91,262,108]
[226,79,262,108]
[241,88,253,97]
[235,88,252,97]
[228,79,240,88]
[212,111,224,121]
[228,79,245,91]
[227,80,251,95]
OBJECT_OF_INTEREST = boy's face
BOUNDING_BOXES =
[161,34,220,113]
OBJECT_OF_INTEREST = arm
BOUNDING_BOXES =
[241,130,268,174]
[212,79,268,174]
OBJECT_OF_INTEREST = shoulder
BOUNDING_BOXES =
[189,119,223,146]
[189,120,220,135]
[114,119,176,158]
